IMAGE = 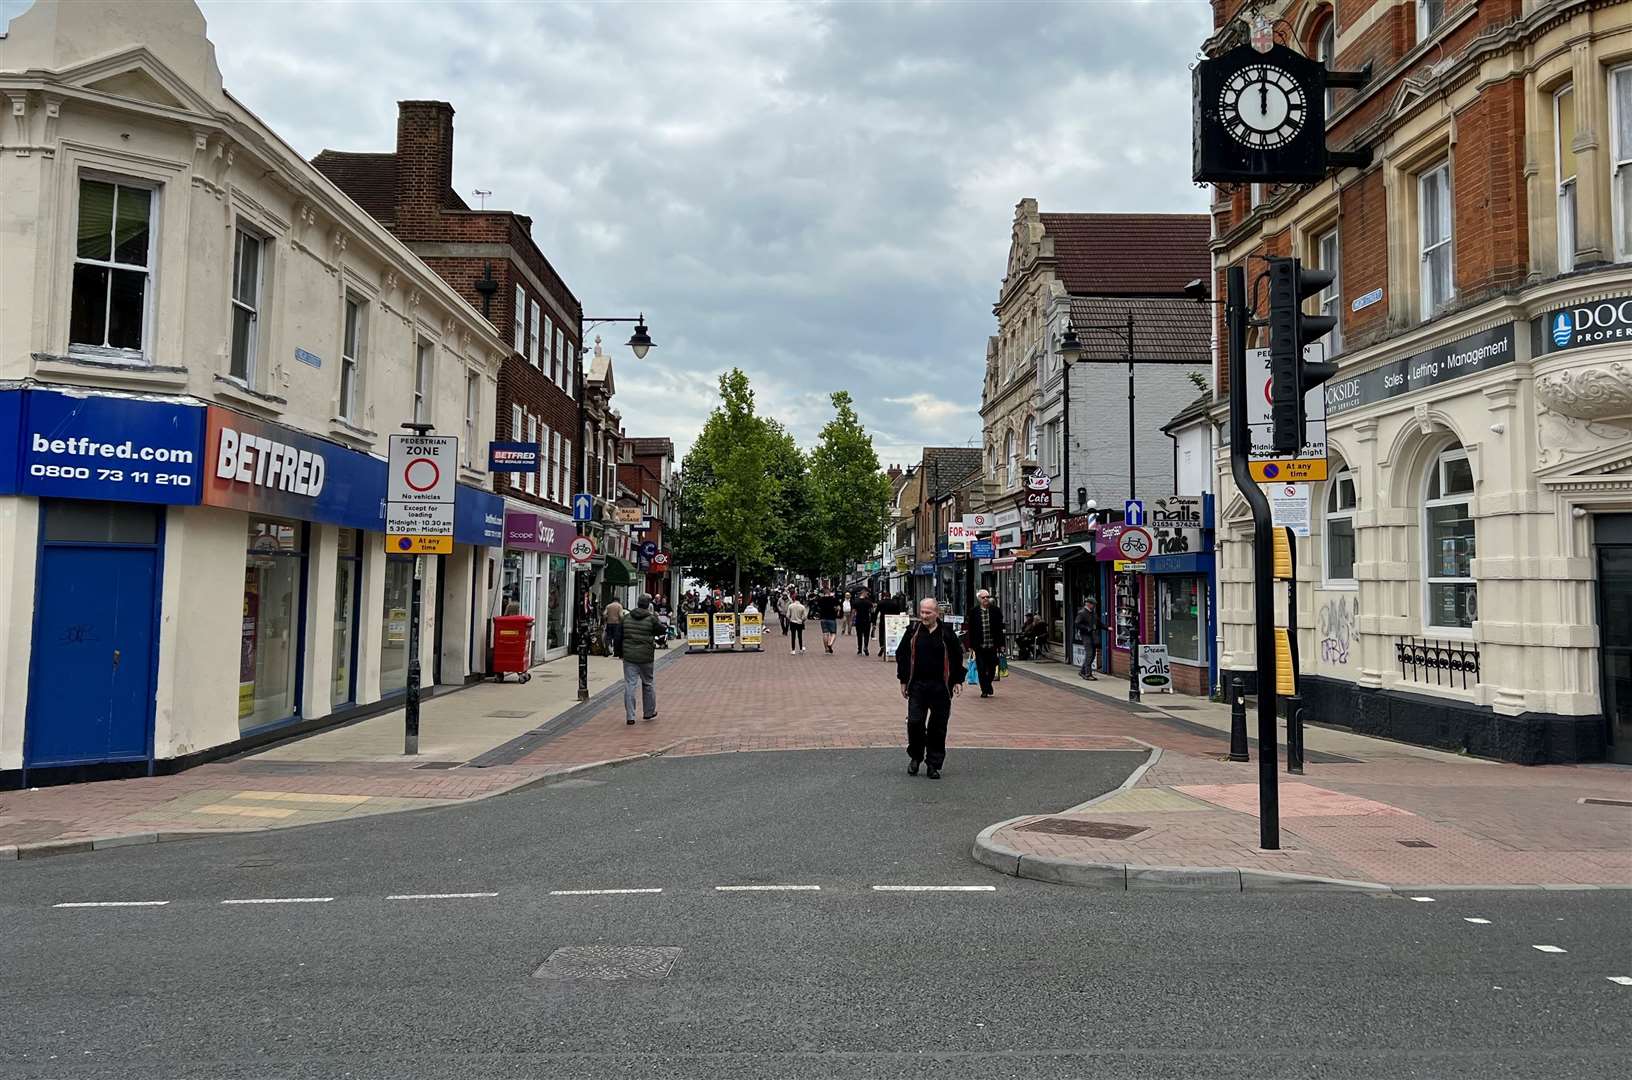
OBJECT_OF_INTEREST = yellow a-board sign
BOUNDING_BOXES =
[686,613,710,649]
[739,612,764,649]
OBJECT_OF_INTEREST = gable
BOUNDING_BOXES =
[84,69,184,108]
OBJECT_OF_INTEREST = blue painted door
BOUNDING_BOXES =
[26,545,158,767]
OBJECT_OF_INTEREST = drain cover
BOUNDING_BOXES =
[486,710,535,719]
[1396,839,1436,848]
[533,946,682,981]
[1016,818,1148,841]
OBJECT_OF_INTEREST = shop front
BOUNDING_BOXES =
[1146,495,1215,697]
[502,508,575,664]
[0,387,504,787]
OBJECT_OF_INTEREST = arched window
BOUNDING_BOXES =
[1325,466,1357,583]
[1424,445,1477,630]
[1024,416,1038,460]
[987,444,997,479]
[1005,429,1018,485]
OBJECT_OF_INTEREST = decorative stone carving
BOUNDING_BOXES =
[1536,360,1632,426]
[383,270,398,294]
[1413,402,1432,434]
[1535,405,1631,470]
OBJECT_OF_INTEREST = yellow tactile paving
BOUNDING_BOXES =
[194,804,299,819]
[228,791,371,806]
[1074,788,1214,814]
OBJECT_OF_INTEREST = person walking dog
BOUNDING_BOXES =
[895,597,965,780]
[964,588,1006,698]
[621,594,662,725]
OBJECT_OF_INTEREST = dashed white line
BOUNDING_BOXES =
[871,885,997,892]
[1533,945,1567,953]
[53,901,170,909]
[386,892,499,901]
[714,885,821,892]
[1464,917,1492,924]
[548,888,663,896]
[1608,976,1632,986]
[220,897,335,905]
[1409,896,1436,902]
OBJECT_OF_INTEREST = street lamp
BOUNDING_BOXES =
[572,313,658,701]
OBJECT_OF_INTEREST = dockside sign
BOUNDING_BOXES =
[1325,324,1515,418]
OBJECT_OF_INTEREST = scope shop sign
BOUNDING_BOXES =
[1540,295,1632,353]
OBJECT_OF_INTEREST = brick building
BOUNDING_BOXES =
[1202,0,1632,761]
[314,100,589,663]
[617,436,680,608]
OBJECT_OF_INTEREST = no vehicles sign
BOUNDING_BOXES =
[387,434,457,554]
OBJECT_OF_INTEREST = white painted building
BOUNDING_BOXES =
[0,1,506,786]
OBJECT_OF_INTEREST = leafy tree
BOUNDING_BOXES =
[808,390,892,579]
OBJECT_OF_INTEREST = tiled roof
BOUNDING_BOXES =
[921,446,983,499]
[626,437,674,458]
[310,151,397,223]
[1162,391,1215,433]
[1040,213,1210,296]
[1067,296,1212,365]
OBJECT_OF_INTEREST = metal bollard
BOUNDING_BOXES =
[1228,675,1249,762]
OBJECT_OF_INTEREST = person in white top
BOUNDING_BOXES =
[785,595,809,654]
[842,594,853,636]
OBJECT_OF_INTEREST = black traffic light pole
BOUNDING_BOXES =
[1226,265,1280,850]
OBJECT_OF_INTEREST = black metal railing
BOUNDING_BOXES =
[1394,636,1480,689]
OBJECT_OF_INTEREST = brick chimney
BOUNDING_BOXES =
[887,465,903,482]
[395,100,455,234]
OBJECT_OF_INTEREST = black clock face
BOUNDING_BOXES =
[1219,64,1306,149]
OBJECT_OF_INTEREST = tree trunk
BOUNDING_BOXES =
[734,556,741,604]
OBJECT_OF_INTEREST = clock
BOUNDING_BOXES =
[1219,64,1306,149]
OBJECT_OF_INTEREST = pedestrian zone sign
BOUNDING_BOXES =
[1244,347,1328,482]
[386,433,456,554]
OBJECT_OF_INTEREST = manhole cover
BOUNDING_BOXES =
[486,710,535,719]
[533,946,682,981]
[1016,818,1148,841]
[1396,839,1436,848]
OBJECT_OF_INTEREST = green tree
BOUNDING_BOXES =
[808,390,892,579]
[670,369,780,594]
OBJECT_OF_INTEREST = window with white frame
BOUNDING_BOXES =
[412,338,433,425]
[1418,162,1453,315]
[528,299,541,367]
[1611,65,1632,261]
[1316,12,1336,115]
[513,285,525,354]
[544,315,557,383]
[70,177,155,360]
[564,337,575,396]
[464,370,479,466]
[525,416,539,494]
[562,437,573,502]
[1047,420,1061,475]
[1024,416,1037,460]
[1423,445,1477,631]
[552,325,563,385]
[340,295,365,421]
[1417,0,1445,42]
[1556,84,1578,273]
[1325,466,1357,583]
[1315,226,1342,355]
[229,225,264,382]
[543,426,555,501]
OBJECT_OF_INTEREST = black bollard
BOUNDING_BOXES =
[1228,675,1249,762]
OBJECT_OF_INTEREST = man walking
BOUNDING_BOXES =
[603,596,624,657]
[965,588,1006,698]
[786,592,808,654]
[896,597,965,779]
[815,587,842,653]
[1075,595,1102,680]
[852,588,876,656]
[620,594,662,725]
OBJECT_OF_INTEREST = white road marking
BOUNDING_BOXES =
[714,885,821,892]
[1409,896,1436,902]
[871,885,997,892]
[386,892,499,900]
[548,888,663,896]
[220,897,334,905]
[1608,976,1632,986]
[53,901,170,909]
[1464,917,1492,924]
[1533,945,1567,953]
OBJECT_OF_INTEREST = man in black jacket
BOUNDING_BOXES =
[964,588,1006,698]
[852,588,876,656]
[895,597,965,779]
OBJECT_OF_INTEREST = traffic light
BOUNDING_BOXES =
[1267,256,1339,453]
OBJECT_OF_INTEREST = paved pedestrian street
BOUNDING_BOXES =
[5,642,1630,1079]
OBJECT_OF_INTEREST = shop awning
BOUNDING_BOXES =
[602,554,638,586]
[1023,542,1094,569]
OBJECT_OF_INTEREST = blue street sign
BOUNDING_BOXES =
[639,540,658,560]
[970,539,995,559]
[1124,499,1144,526]
[572,493,594,522]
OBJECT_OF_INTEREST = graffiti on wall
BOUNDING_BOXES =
[1318,595,1358,665]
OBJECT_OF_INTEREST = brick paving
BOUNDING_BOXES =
[5,623,1631,888]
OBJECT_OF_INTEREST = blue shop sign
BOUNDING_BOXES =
[454,483,504,546]
[913,562,936,576]
[9,389,205,505]
[970,539,995,559]
[1146,552,1214,575]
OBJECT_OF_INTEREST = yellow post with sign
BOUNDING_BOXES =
[686,613,710,651]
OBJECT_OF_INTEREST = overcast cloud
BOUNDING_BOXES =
[10,0,1211,464]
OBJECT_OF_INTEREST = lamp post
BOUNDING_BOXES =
[1057,313,1140,702]
[573,314,655,701]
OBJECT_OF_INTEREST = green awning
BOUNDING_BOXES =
[602,554,638,586]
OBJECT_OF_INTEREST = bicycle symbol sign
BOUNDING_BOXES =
[1117,527,1153,562]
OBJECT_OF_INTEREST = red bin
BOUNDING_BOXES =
[490,615,535,683]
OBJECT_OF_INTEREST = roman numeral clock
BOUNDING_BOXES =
[1194,43,1332,184]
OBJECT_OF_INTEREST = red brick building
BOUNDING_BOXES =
[314,100,588,661]
[1203,0,1632,762]
[617,437,679,606]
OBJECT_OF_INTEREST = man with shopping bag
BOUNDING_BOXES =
[963,589,1006,699]
[895,597,965,780]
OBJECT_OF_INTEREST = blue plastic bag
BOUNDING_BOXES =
[966,657,979,685]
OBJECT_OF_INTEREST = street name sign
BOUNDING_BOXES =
[386,434,456,554]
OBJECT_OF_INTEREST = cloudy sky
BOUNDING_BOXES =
[9,0,1211,464]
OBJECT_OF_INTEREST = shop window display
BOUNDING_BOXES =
[240,518,305,732]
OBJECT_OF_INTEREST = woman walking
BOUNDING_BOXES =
[786,593,808,654]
